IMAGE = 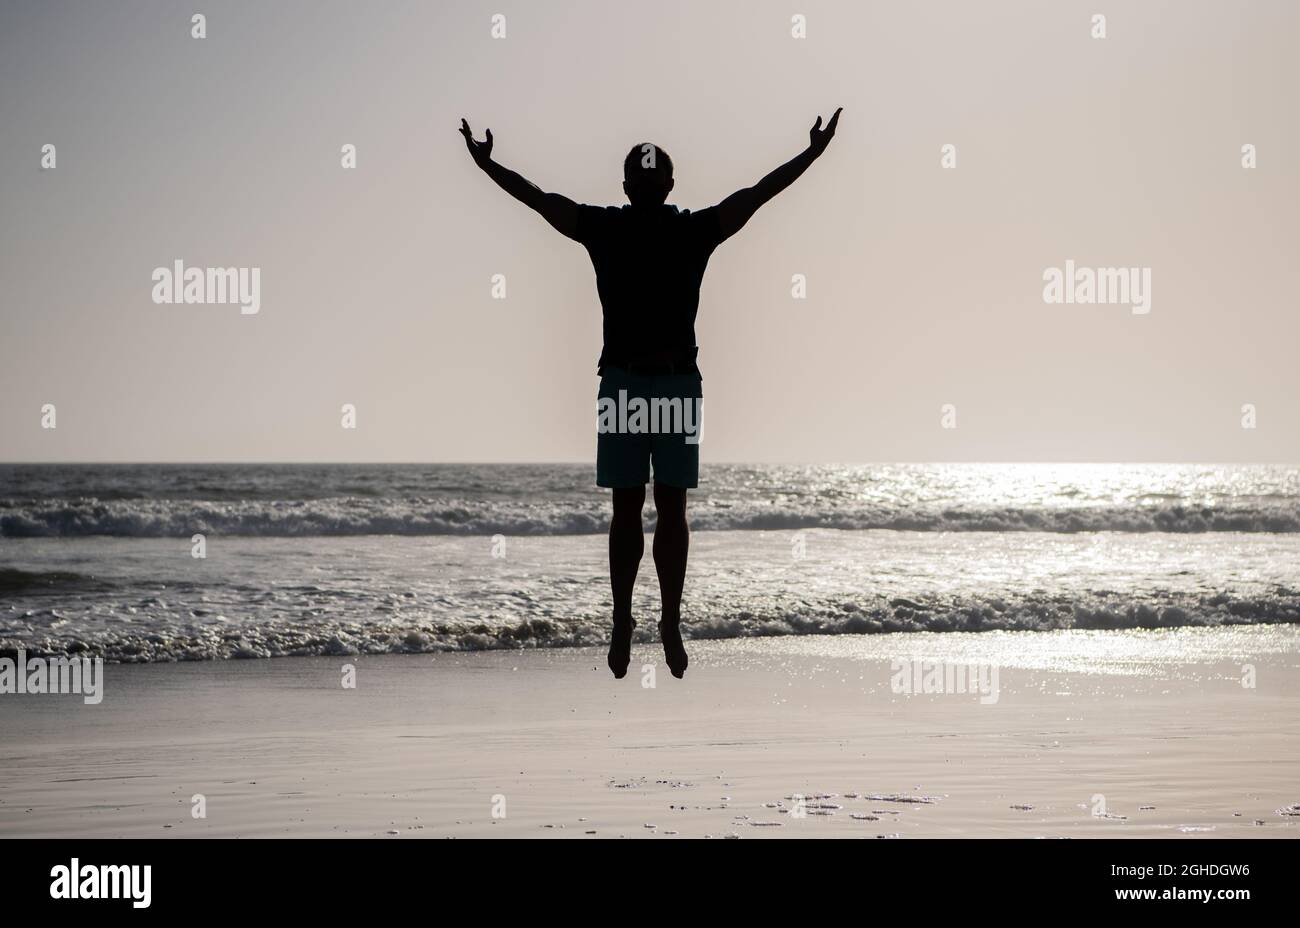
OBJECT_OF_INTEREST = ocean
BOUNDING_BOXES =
[1,463,1298,662]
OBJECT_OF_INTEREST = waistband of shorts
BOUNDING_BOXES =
[598,347,699,377]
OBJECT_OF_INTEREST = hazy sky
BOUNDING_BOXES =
[2,0,1297,463]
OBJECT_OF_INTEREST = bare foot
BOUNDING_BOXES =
[658,618,688,679]
[607,616,635,679]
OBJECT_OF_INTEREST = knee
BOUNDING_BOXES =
[611,486,646,524]
[652,484,688,532]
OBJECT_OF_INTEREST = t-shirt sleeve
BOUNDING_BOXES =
[687,205,725,250]
[574,204,613,245]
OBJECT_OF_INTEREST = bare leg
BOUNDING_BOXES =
[652,482,689,678]
[607,486,645,678]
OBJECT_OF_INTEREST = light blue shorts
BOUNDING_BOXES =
[596,368,702,488]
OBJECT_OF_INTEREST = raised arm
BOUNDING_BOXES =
[459,119,579,239]
[715,108,842,241]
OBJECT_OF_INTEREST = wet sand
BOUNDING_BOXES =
[1,628,1298,838]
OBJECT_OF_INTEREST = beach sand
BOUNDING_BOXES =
[2,627,1298,839]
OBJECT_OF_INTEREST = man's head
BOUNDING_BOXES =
[623,143,674,207]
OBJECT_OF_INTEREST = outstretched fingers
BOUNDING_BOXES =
[459,119,493,162]
[809,107,843,153]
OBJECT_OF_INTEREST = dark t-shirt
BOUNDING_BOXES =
[574,203,725,373]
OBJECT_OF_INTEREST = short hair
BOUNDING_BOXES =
[624,143,673,179]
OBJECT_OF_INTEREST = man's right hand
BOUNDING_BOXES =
[457,119,580,238]
[459,118,493,167]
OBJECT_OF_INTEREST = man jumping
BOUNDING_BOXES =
[459,108,842,679]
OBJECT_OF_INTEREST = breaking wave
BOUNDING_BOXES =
[5,586,1297,663]
[4,496,1300,537]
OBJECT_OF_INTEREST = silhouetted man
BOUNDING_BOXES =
[460,108,842,679]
